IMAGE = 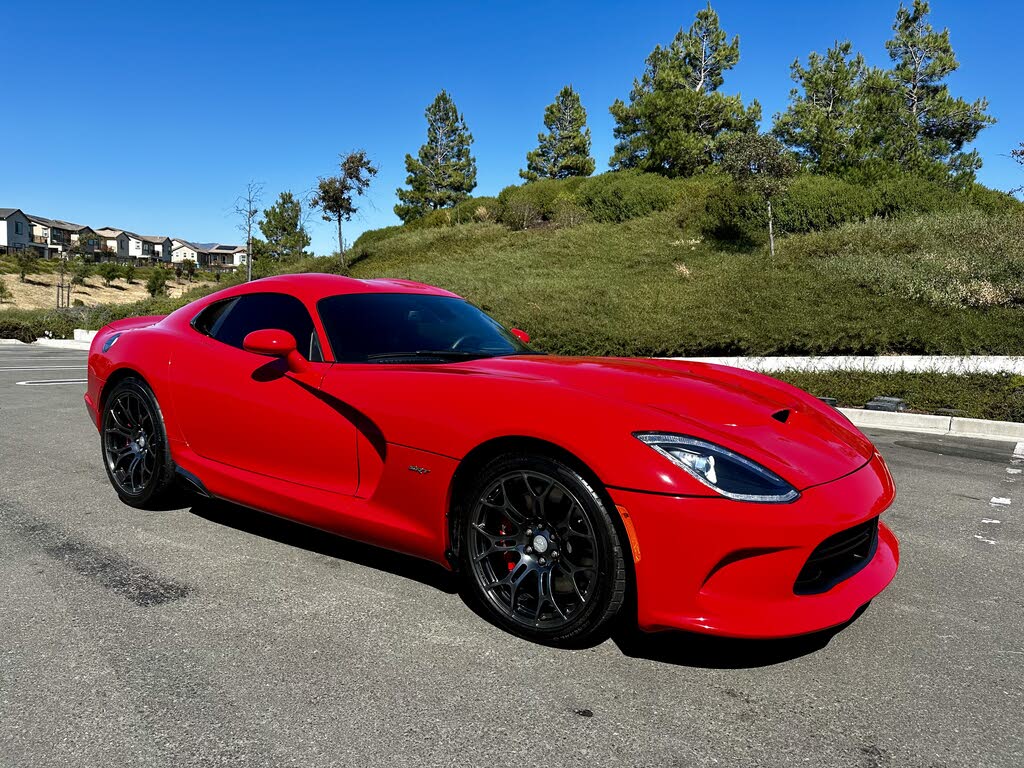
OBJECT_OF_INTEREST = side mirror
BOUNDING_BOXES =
[243,329,309,373]
[511,328,530,344]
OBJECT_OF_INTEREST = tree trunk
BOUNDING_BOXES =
[337,215,345,272]
[767,199,776,259]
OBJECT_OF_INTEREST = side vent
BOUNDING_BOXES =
[771,409,790,424]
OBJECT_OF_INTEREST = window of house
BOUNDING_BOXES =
[15,221,23,235]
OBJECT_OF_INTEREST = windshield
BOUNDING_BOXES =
[317,293,535,363]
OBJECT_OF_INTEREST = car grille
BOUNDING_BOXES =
[794,517,879,595]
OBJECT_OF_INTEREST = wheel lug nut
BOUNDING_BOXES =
[539,557,546,565]
[551,551,559,558]
[526,528,533,536]
[526,546,533,554]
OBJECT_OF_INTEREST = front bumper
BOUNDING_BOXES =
[612,453,898,638]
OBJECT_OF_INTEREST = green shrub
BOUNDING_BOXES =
[701,182,767,245]
[772,175,877,234]
[497,178,585,229]
[0,318,34,342]
[0,277,11,303]
[123,263,136,283]
[870,175,952,218]
[97,262,121,286]
[353,225,406,251]
[967,184,1023,215]
[146,269,168,297]
[575,171,684,223]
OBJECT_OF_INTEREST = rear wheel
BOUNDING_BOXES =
[459,454,626,646]
[101,376,176,507]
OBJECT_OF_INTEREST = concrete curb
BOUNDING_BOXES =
[839,408,1024,443]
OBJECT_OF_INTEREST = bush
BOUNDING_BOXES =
[497,178,586,229]
[353,225,406,251]
[0,277,11,303]
[97,262,121,286]
[123,264,136,284]
[772,175,877,234]
[146,269,168,297]
[574,171,684,223]
[870,175,952,218]
[701,182,768,245]
[0,318,34,342]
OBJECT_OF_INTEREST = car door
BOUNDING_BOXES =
[170,291,359,496]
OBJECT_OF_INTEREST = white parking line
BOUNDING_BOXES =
[0,366,85,371]
[1015,441,1024,459]
[15,378,87,386]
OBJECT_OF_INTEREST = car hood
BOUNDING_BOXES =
[463,355,874,489]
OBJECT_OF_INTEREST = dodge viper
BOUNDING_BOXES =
[86,273,899,645]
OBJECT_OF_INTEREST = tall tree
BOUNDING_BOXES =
[609,2,760,177]
[258,191,311,264]
[772,41,865,173]
[859,0,993,182]
[312,150,378,269]
[395,91,477,221]
[520,86,595,181]
[234,180,263,282]
[719,133,797,258]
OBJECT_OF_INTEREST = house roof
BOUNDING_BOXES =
[94,227,123,237]
[0,208,25,220]
[26,214,91,232]
[140,234,170,244]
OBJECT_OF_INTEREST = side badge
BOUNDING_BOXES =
[408,465,430,475]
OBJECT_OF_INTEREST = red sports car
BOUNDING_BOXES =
[86,273,899,645]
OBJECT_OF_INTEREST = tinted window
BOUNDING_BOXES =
[317,293,532,363]
[194,293,321,361]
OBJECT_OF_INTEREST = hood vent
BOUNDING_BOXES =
[771,409,790,424]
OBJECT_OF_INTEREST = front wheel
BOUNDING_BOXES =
[101,376,176,508]
[458,454,627,646]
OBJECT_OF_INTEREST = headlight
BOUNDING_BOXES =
[634,432,799,503]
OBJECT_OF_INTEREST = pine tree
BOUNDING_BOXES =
[520,86,595,181]
[258,191,311,263]
[609,2,760,177]
[772,41,865,173]
[859,0,993,181]
[395,91,477,222]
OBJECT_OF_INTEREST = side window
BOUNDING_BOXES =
[193,293,322,361]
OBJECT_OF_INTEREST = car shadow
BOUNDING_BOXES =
[610,609,864,669]
[179,491,865,667]
[186,496,458,595]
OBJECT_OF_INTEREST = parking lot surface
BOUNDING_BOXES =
[1,344,1021,767]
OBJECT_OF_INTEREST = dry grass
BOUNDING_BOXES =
[0,273,211,310]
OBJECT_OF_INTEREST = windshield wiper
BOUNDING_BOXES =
[366,350,493,362]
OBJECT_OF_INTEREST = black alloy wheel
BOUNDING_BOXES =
[461,454,626,645]
[101,377,175,507]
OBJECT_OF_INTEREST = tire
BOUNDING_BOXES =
[458,453,627,646]
[100,376,176,508]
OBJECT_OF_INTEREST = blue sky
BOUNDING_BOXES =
[4,0,1021,254]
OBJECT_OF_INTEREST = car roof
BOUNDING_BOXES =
[229,273,463,302]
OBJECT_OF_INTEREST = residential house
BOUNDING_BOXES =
[0,208,33,254]
[26,214,99,259]
[140,235,172,263]
[171,238,201,264]
[171,239,247,271]
[93,228,146,262]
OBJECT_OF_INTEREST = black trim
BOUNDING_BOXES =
[175,466,211,498]
[794,518,879,595]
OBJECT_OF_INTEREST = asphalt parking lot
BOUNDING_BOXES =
[1,344,1021,768]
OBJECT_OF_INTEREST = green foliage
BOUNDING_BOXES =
[14,249,38,282]
[451,196,501,223]
[609,3,760,176]
[521,85,595,181]
[123,263,136,284]
[717,132,797,248]
[395,91,477,222]
[574,171,685,223]
[342,209,1024,358]
[259,191,311,263]
[97,262,121,286]
[0,318,35,342]
[0,277,11,303]
[858,0,994,183]
[312,150,379,262]
[498,178,586,229]
[70,258,91,286]
[772,41,865,173]
[146,269,168,297]
[775,370,1024,424]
